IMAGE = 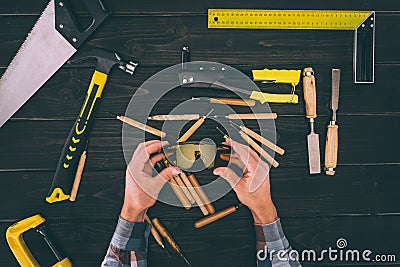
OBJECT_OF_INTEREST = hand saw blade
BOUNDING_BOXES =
[0,1,76,127]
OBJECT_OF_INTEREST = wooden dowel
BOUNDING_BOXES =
[173,175,196,205]
[227,113,277,120]
[148,114,200,121]
[241,126,285,155]
[177,117,205,143]
[118,115,166,138]
[240,132,279,168]
[179,172,209,215]
[187,174,215,214]
[210,98,256,106]
[69,151,87,202]
[169,178,192,210]
[145,215,165,248]
[194,205,238,228]
[152,218,182,254]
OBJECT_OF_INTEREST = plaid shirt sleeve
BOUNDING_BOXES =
[255,218,302,267]
[101,216,151,267]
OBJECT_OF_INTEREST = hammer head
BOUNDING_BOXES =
[69,47,138,75]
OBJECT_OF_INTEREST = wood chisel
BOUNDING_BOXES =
[187,173,215,214]
[191,97,256,106]
[194,204,241,228]
[164,160,196,205]
[303,67,321,174]
[325,69,341,175]
[145,215,171,257]
[179,172,209,215]
[46,48,137,204]
[108,112,166,138]
[225,126,279,168]
[151,218,192,267]
[230,121,285,156]
[69,140,88,202]
[177,109,214,143]
[148,113,277,121]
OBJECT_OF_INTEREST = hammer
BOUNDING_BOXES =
[46,48,138,203]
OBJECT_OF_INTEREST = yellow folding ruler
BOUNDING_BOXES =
[208,9,375,83]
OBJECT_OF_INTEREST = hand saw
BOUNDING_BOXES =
[0,0,109,127]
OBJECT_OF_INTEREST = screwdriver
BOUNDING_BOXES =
[151,218,191,267]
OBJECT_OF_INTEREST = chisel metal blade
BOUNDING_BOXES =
[307,132,321,174]
[0,1,76,127]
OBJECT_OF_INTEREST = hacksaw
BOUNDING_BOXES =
[208,9,375,84]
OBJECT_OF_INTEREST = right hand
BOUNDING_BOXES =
[213,138,278,224]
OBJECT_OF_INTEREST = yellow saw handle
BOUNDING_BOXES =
[47,71,108,203]
[252,68,301,86]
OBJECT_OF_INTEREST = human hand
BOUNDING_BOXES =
[213,138,278,224]
[121,140,181,222]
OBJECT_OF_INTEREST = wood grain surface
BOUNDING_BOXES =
[0,1,399,266]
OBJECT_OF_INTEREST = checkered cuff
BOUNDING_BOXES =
[255,218,290,252]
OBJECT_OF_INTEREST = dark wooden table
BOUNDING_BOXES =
[1,1,400,266]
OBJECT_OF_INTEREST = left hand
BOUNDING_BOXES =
[121,140,181,222]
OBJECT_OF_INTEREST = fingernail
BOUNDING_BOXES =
[172,169,181,175]
[213,170,222,175]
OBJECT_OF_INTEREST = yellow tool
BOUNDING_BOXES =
[46,48,138,203]
[6,214,72,267]
[208,9,375,84]
[252,68,301,104]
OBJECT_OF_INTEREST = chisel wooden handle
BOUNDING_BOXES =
[194,205,238,228]
[210,98,256,106]
[145,215,165,248]
[227,113,277,120]
[188,173,215,214]
[169,178,192,210]
[179,172,209,215]
[69,151,87,202]
[302,67,317,119]
[149,114,200,121]
[241,126,285,155]
[240,132,279,168]
[152,218,182,254]
[177,117,205,142]
[119,115,166,138]
[325,124,339,175]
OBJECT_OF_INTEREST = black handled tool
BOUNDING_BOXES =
[46,48,138,203]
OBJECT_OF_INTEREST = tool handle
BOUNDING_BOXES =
[240,132,279,168]
[120,116,166,138]
[173,174,196,205]
[302,67,317,119]
[325,123,339,175]
[194,205,237,228]
[228,113,277,120]
[69,152,87,202]
[241,126,285,155]
[145,215,165,248]
[179,172,209,215]
[188,174,215,214]
[250,91,299,104]
[177,117,205,142]
[169,178,192,210]
[55,0,109,48]
[149,114,200,121]
[152,218,181,254]
[47,71,108,203]
[210,98,256,106]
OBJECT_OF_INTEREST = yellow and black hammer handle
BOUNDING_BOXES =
[46,48,137,203]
